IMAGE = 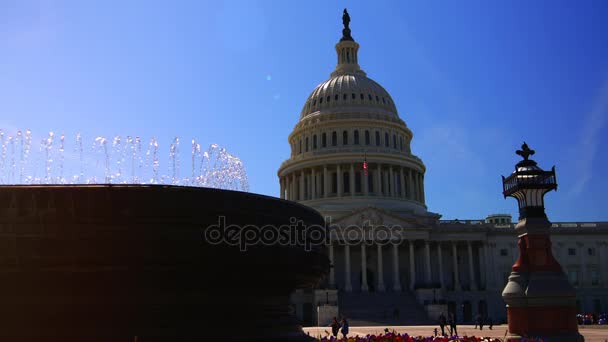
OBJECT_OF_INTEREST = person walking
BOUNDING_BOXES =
[488,316,493,330]
[448,312,458,336]
[474,313,483,329]
[438,312,447,336]
[340,318,349,339]
[330,317,340,338]
[478,314,484,330]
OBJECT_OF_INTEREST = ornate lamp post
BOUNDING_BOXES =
[501,143,583,341]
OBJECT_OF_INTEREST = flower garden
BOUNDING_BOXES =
[313,332,547,342]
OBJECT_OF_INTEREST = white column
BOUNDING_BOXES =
[409,241,416,290]
[481,242,489,289]
[344,244,352,292]
[425,241,432,284]
[377,244,385,292]
[399,167,405,198]
[468,241,477,291]
[383,169,389,198]
[349,163,355,196]
[578,243,586,287]
[389,166,394,197]
[299,170,305,201]
[285,176,289,200]
[328,243,335,288]
[408,169,414,200]
[490,242,499,289]
[437,243,444,289]
[317,171,321,197]
[323,166,329,198]
[599,242,607,287]
[376,164,382,196]
[361,244,368,292]
[452,242,461,290]
[420,173,425,203]
[337,164,343,197]
[415,173,420,202]
[311,169,316,199]
[293,173,297,201]
[363,168,369,196]
[392,243,402,291]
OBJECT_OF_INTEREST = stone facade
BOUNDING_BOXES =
[278,16,608,326]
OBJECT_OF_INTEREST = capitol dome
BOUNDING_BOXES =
[300,74,398,119]
[277,9,433,220]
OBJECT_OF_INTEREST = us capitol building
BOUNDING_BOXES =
[277,10,608,326]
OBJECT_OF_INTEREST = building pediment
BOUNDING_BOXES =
[332,206,426,229]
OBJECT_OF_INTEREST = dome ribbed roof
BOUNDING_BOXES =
[299,73,398,119]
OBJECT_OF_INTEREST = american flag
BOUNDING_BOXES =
[363,158,368,176]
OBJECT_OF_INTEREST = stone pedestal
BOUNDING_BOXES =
[502,217,584,341]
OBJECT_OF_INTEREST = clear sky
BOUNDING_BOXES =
[1,0,607,221]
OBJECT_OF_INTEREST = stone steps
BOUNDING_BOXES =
[338,291,433,326]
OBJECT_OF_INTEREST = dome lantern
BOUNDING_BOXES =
[333,9,365,77]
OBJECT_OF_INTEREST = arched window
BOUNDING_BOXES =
[305,137,309,152]
[368,94,372,101]
[313,135,318,149]
[332,131,337,146]
[360,93,364,100]
[343,94,347,100]
[322,133,327,148]
[327,96,330,103]
[352,93,356,99]
[376,95,379,102]
[299,139,302,154]
[354,130,360,145]
[365,130,370,145]
[384,132,389,147]
[393,134,397,149]
[375,131,380,146]
[335,94,339,101]
[342,131,348,145]
[319,97,323,104]
[382,97,386,104]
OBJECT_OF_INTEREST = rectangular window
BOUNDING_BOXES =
[568,248,576,256]
[500,249,508,256]
[588,248,595,256]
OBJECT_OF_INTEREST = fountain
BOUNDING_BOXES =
[0,129,249,190]
[0,129,329,341]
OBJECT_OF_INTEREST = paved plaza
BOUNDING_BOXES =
[303,325,608,341]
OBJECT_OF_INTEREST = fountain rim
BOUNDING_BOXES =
[0,184,322,217]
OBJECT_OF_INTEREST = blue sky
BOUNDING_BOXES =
[1,0,607,221]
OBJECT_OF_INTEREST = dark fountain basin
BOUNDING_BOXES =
[0,185,329,341]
